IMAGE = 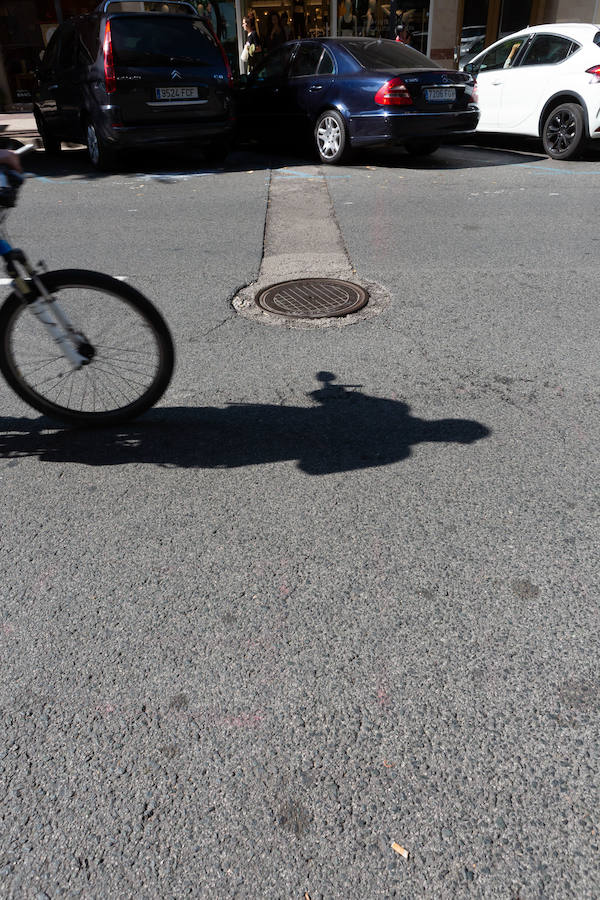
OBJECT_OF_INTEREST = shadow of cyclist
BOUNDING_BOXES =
[0,372,490,474]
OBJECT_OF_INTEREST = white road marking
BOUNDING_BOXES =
[0,275,128,285]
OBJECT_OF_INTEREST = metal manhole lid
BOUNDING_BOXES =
[255,278,369,319]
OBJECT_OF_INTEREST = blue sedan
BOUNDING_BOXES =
[236,38,479,163]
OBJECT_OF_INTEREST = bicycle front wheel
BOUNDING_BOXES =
[0,269,175,426]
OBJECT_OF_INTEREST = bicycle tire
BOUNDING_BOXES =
[0,269,175,426]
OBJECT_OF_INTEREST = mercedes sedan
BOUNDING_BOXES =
[236,38,479,164]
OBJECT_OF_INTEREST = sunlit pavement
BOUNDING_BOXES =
[1,136,599,898]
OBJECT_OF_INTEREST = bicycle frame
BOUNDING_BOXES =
[0,233,91,369]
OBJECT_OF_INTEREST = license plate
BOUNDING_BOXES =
[425,87,456,102]
[155,87,199,100]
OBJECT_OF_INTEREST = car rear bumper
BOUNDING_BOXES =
[348,108,480,146]
[100,118,235,150]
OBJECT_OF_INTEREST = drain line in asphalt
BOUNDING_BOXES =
[232,165,390,327]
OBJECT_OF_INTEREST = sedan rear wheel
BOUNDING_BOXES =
[542,103,586,160]
[315,110,349,165]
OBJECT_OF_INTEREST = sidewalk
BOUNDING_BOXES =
[0,112,39,147]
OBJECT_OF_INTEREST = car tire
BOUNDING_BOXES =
[405,140,440,157]
[542,103,586,160]
[314,109,350,165]
[34,111,61,156]
[86,120,117,171]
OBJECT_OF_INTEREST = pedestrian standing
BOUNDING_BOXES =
[241,14,262,72]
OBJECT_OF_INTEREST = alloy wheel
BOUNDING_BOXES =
[317,116,341,160]
[545,108,577,155]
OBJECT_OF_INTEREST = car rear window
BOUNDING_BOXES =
[110,15,223,67]
[341,38,438,70]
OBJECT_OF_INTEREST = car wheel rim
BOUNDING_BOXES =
[317,116,341,159]
[87,124,99,165]
[546,110,576,154]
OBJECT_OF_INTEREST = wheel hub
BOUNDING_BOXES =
[318,118,340,157]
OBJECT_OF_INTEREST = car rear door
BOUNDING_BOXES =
[108,14,231,126]
[498,33,578,132]
[287,43,336,132]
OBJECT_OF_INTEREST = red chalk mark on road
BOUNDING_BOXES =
[377,686,390,707]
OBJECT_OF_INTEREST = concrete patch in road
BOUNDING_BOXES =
[232,165,390,328]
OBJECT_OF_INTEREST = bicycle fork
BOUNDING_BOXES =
[4,249,92,370]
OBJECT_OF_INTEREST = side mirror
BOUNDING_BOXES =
[463,62,473,74]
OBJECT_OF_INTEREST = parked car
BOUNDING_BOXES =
[33,0,235,169]
[236,37,479,164]
[458,34,485,67]
[462,23,600,160]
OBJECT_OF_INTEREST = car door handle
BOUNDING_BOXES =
[48,84,59,91]
[491,80,503,86]
[309,84,323,92]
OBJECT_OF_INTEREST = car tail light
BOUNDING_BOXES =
[471,78,479,104]
[586,65,600,82]
[374,77,412,106]
[103,21,116,94]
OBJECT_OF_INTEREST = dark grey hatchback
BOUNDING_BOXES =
[33,0,235,169]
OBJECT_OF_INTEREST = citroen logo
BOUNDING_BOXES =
[171,69,183,80]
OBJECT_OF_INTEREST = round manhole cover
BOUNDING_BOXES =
[255,278,369,319]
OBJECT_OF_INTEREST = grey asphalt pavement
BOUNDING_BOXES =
[0,140,599,898]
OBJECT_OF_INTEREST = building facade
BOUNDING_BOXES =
[0,0,598,108]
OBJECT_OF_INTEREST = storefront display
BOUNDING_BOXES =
[0,0,579,108]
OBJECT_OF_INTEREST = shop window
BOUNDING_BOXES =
[498,0,531,39]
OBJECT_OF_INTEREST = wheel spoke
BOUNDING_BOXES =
[3,278,171,422]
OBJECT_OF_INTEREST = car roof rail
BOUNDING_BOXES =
[96,1,197,14]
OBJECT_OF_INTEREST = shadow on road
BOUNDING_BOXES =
[16,139,549,182]
[0,372,490,474]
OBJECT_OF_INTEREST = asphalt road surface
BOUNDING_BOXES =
[1,139,599,898]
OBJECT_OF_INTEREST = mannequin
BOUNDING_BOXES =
[293,0,306,38]
[339,0,357,35]
[365,0,377,33]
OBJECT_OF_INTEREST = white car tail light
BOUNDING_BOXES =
[586,65,600,83]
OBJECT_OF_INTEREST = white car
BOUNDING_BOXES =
[462,23,600,159]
